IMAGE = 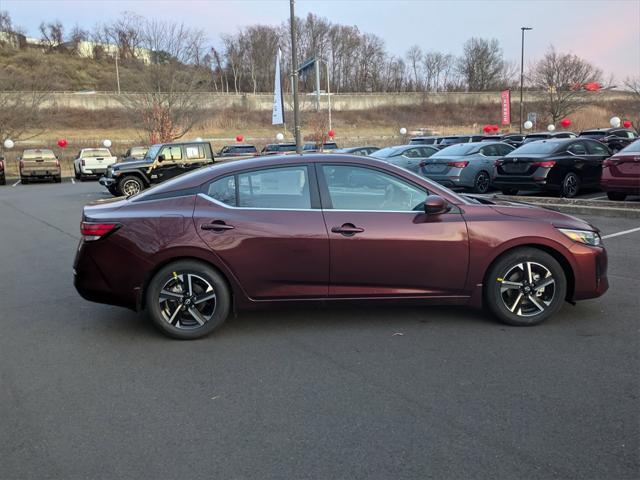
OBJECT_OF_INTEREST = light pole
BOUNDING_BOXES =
[289,0,302,153]
[519,26,532,133]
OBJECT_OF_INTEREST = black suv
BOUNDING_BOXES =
[261,143,297,155]
[100,141,214,196]
[218,145,258,157]
[522,131,577,144]
[409,136,444,146]
[493,138,611,197]
[481,134,525,147]
[579,128,637,153]
[0,156,5,185]
[436,135,485,149]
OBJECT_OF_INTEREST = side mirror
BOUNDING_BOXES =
[423,195,450,215]
[157,154,165,163]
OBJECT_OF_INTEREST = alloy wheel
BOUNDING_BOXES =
[475,172,490,193]
[158,273,217,330]
[498,261,555,317]
[563,174,579,197]
[122,178,141,196]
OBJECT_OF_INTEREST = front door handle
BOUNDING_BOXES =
[331,223,364,236]
[201,221,234,232]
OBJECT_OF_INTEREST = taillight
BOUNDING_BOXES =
[80,222,120,241]
[19,159,24,169]
[81,159,86,166]
[494,160,503,166]
[55,158,60,167]
[419,160,428,167]
[531,161,556,168]
[0,160,4,170]
[447,161,469,168]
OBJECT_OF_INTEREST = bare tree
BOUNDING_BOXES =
[100,12,144,60]
[39,21,64,51]
[623,77,640,128]
[405,45,423,91]
[529,47,603,123]
[118,19,209,143]
[0,10,13,33]
[458,38,504,91]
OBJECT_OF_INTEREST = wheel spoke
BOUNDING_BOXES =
[188,307,207,326]
[194,291,216,305]
[186,274,193,296]
[500,280,523,290]
[159,289,182,301]
[534,277,555,290]
[528,294,545,312]
[526,262,533,283]
[167,305,182,325]
[509,293,523,312]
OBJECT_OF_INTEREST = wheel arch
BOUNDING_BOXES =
[119,171,150,187]
[482,243,576,303]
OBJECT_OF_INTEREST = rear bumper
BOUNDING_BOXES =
[80,169,107,176]
[493,177,557,192]
[20,170,61,178]
[601,178,640,195]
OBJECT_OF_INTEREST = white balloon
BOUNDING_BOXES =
[610,116,621,128]
[3,139,14,149]
[195,137,203,142]
[276,132,284,141]
[547,124,556,132]
[102,139,112,148]
[399,127,407,135]
[523,120,533,130]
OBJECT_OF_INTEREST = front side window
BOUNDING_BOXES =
[160,146,182,161]
[322,165,428,212]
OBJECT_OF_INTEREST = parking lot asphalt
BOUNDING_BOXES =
[1,180,638,480]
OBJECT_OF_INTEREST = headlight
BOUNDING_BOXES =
[558,228,602,246]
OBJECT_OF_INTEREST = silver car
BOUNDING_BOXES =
[420,141,514,193]
[370,145,439,173]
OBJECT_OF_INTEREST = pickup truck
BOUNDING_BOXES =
[73,148,118,181]
[99,141,214,196]
[19,149,62,184]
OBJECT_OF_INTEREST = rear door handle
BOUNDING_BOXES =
[201,221,234,232]
[331,223,364,236]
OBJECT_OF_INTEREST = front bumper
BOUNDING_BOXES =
[99,176,116,188]
[570,243,608,301]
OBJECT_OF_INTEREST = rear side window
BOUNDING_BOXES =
[586,141,609,155]
[207,167,311,209]
[497,144,515,155]
[185,145,206,160]
[567,142,588,155]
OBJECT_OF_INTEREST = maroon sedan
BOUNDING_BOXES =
[74,155,608,339]
[601,139,640,200]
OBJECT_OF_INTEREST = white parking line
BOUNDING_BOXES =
[590,195,607,200]
[602,227,640,239]
[11,180,20,187]
[70,178,75,184]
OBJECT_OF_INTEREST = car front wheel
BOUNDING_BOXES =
[146,260,231,339]
[118,175,144,196]
[606,191,626,201]
[485,247,567,326]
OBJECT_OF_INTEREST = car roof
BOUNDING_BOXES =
[151,141,210,148]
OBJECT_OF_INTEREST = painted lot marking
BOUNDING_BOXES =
[602,226,640,239]
[11,180,20,187]
[70,178,75,184]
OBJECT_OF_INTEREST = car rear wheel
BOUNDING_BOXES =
[485,248,566,326]
[561,172,580,198]
[54,175,62,183]
[501,188,518,195]
[472,171,491,194]
[146,260,231,340]
[20,176,28,185]
[0,176,5,186]
[118,175,144,196]
[74,167,80,180]
[606,191,627,201]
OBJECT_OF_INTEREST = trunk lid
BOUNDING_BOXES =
[604,154,640,178]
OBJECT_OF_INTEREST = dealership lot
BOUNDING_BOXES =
[1,181,638,479]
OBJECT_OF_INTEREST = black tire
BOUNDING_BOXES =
[472,170,491,194]
[146,260,231,340]
[485,247,567,327]
[606,191,627,201]
[74,168,80,180]
[561,172,580,198]
[501,188,518,196]
[118,175,144,196]
[0,176,5,186]
[20,176,28,185]
[107,185,119,197]
[54,175,62,183]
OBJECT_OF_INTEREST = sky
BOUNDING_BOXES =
[2,0,639,80]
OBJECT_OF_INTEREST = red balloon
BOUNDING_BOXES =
[328,129,335,138]
[623,120,632,128]
[560,118,572,128]
[492,125,500,133]
[236,135,244,143]
[57,138,67,148]
[483,125,492,133]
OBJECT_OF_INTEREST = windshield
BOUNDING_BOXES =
[510,141,562,155]
[371,146,406,158]
[145,145,162,160]
[130,147,148,156]
[83,148,112,157]
[433,144,478,157]
[23,149,55,159]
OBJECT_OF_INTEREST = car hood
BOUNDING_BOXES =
[487,199,597,231]
[113,159,153,170]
